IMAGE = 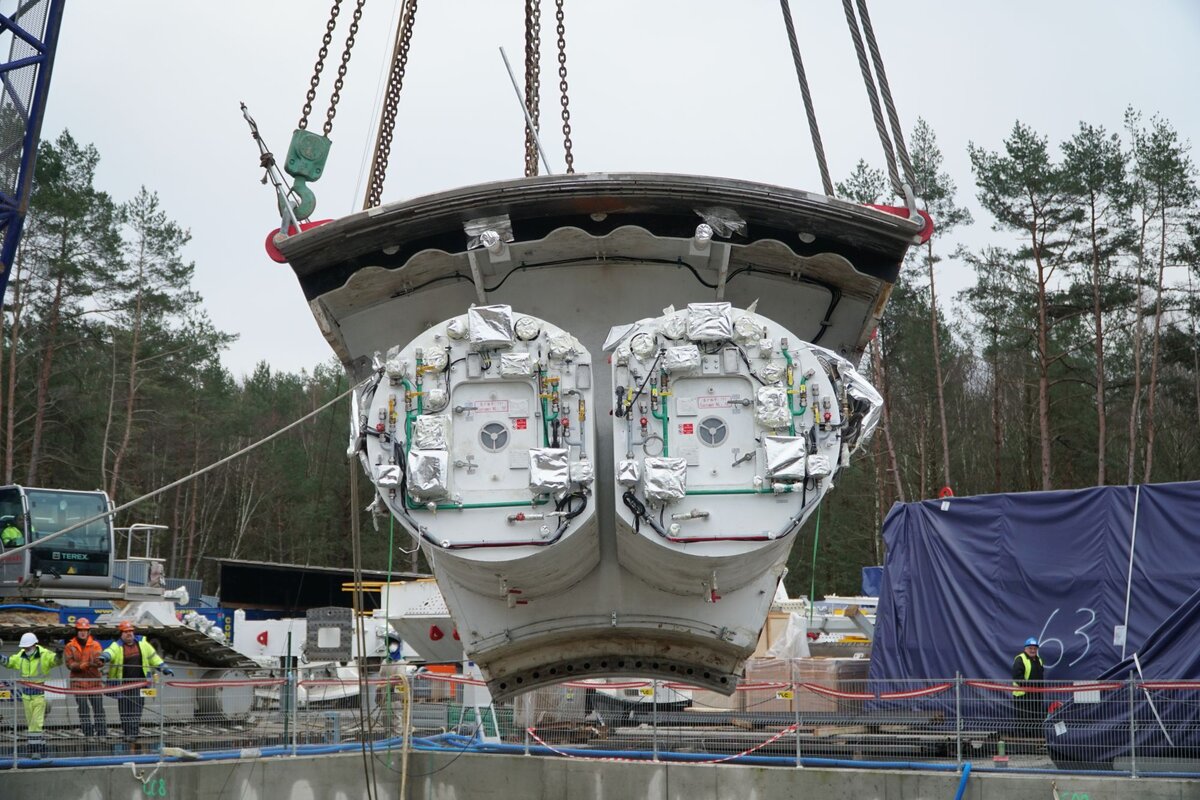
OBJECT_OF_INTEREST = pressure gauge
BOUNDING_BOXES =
[734,314,762,345]
[614,340,632,366]
[660,313,686,340]
[759,360,785,383]
[423,348,448,371]
[515,317,541,341]
[447,318,468,340]
[425,387,448,412]
[630,332,657,360]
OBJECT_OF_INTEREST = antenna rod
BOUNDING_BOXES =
[498,46,554,176]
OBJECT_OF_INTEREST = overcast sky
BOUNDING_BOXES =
[38,1,1200,377]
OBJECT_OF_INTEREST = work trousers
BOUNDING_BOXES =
[116,688,145,739]
[20,692,46,733]
[74,692,107,736]
[1012,693,1047,738]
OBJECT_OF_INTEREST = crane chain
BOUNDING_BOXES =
[324,0,369,137]
[523,0,542,177]
[555,0,574,173]
[364,0,419,209]
[299,0,343,131]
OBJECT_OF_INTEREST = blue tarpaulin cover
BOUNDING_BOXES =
[1046,585,1200,770]
[861,566,883,597]
[870,482,1200,683]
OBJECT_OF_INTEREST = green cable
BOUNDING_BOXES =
[385,514,395,760]
[808,502,822,624]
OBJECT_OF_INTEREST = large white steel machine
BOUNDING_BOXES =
[279,173,919,699]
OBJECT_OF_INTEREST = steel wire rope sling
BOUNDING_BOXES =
[777,0,834,196]
[363,0,421,209]
[840,0,916,200]
[283,0,369,222]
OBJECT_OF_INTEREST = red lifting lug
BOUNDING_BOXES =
[710,590,722,603]
[452,629,460,641]
[429,625,444,641]
[375,423,386,432]
[264,219,334,263]
[864,205,935,244]
[515,599,529,605]
[256,631,269,646]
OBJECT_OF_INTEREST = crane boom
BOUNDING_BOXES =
[0,0,65,310]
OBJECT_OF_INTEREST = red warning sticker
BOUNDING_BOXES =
[514,418,528,430]
[679,423,695,435]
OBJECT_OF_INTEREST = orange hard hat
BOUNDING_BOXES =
[74,618,91,630]
[118,621,135,632]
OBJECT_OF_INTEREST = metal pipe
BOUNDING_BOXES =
[498,47,554,175]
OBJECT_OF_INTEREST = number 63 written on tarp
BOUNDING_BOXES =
[1038,608,1097,669]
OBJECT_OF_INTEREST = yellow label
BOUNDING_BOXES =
[140,688,157,698]
[776,690,795,700]
[638,687,654,697]
[0,690,11,700]
[393,684,406,694]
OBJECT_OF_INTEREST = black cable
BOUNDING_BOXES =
[553,492,588,537]
[622,490,646,534]
[626,350,664,414]
[388,273,470,298]
[735,344,767,385]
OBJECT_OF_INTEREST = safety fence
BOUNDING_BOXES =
[2,669,1199,776]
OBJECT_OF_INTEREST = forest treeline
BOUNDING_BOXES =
[2,113,1197,597]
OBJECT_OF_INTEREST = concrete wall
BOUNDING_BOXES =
[2,750,1198,800]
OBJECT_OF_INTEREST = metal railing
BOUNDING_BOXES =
[2,667,1198,776]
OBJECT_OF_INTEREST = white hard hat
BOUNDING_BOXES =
[19,632,37,648]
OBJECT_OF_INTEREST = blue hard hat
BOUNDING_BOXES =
[1024,637,1038,647]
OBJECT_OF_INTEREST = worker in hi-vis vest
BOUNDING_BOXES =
[1011,636,1047,737]
[100,621,173,746]
[3,631,61,757]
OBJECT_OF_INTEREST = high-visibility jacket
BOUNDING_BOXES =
[1011,652,1045,697]
[1,524,22,546]
[102,638,164,681]
[64,635,105,688]
[3,645,61,694]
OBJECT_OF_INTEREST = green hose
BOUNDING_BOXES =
[808,502,822,623]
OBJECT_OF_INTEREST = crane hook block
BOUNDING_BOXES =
[283,129,332,219]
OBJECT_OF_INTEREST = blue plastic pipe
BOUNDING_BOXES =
[953,761,971,800]
[1,735,442,770]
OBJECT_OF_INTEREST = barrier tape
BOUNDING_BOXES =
[964,681,1123,694]
[876,683,953,700]
[165,678,286,689]
[526,722,799,764]
[798,682,874,700]
[1137,681,1200,690]
[299,678,411,687]
[21,680,149,696]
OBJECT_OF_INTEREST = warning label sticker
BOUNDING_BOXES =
[697,396,733,409]
[679,423,695,435]
[514,418,528,430]
[471,400,509,413]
